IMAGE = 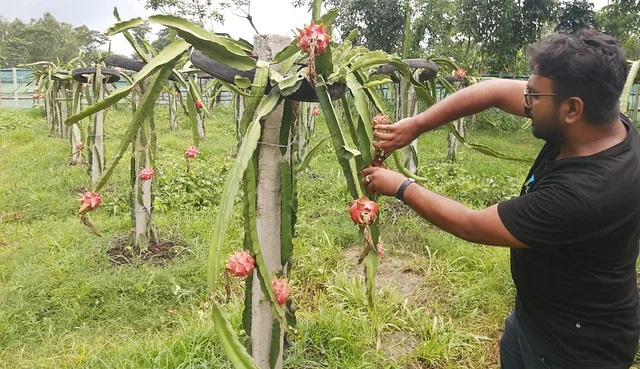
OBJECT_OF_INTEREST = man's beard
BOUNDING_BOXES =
[527,108,563,142]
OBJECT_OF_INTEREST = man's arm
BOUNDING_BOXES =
[360,166,527,248]
[373,79,528,153]
[402,183,527,248]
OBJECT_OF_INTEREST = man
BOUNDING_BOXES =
[362,30,640,368]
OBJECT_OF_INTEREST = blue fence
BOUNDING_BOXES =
[0,68,233,109]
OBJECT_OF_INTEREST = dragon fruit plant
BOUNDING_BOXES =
[184,145,198,173]
[138,167,155,181]
[83,1,475,367]
[78,191,102,236]
[271,278,292,306]
[348,196,383,263]
[226,250,255,277]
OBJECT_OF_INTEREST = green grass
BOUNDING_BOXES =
[0,105,549,368]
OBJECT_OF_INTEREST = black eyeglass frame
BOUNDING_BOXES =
[523,87,566,106]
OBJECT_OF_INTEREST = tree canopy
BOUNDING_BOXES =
[0,13,107,68]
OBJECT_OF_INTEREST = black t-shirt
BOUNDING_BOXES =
[497,115,640,369]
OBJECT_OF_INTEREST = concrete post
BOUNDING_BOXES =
[12,68,18,108]
[250,34,292,369]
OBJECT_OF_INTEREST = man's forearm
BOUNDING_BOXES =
[410,79,527,134]
[401,182,475,241]
[400,182,525,248]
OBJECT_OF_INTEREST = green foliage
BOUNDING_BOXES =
[326,0,406,53]
[419,164,522,208]
[596,1,640,59]
[473,108,530,133]
[143,0,226,26]
[0,13,107,67]
[0,106,557,369]
[555,0,597,32]
[0,108,43,132]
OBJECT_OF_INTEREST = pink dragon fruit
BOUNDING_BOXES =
[272,278,291,306]
[297,24,330,54]
[226,250,256,277]
[371,114,391,128]
[78,191,102,214]
[32,93,40,100]
[194,100,203,109]
[184,146,199,159]
[349,196,379,226]
[75,142,84,150]
[139,167,155,181]
[312,107,320,116]
[455,68,467,80]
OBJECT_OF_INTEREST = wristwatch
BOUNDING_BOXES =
[395,178,416,204]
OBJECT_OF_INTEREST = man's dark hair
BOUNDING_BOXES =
[527,30,629,125]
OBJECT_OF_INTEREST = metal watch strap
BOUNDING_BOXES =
[395,178,416,203]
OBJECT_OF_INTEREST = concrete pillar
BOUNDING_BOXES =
[12,68,18,108]
[250,34,292,369]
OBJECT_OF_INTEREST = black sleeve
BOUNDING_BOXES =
[497,184,601,249]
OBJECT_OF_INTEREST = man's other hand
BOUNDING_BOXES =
[362,167,407,197]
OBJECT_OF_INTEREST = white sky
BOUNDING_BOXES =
[1,0,611,56]
[0,0,311,55]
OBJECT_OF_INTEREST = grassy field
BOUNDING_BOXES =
[0,104,590,368]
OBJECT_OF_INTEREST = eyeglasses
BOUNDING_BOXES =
[523,87,565,106]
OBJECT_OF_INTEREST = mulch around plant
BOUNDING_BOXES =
[106,237,182,265]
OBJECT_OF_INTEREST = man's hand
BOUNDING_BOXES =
[372,116,420,153]
[361,166,407,197]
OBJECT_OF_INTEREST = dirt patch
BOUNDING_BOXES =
[0,211,24,223]
[0,239,13,249]
[106,236,183,265]
[71,186,88,195]
[380,330,420,358]
[345,247,425,295]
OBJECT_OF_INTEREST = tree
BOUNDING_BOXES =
[555,0,597,33]
[151,28,173,52]
[322,0,406,53]
[0,13,107,67]
[143,0,226,28]
[596,0,640,58]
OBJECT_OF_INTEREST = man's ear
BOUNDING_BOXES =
[563,97,584,124]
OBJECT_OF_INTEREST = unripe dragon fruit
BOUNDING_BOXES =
[455,68,467,80]
[184,146,199,159]
[139,167,155,181]
[312,107,320,116]
[297,24,330,54]
[349,196,379,226]
[75,142,84,150]
[272,278,291,305]
[194,100,203,109]
[78,191,102,214]
[226,250,255,277]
